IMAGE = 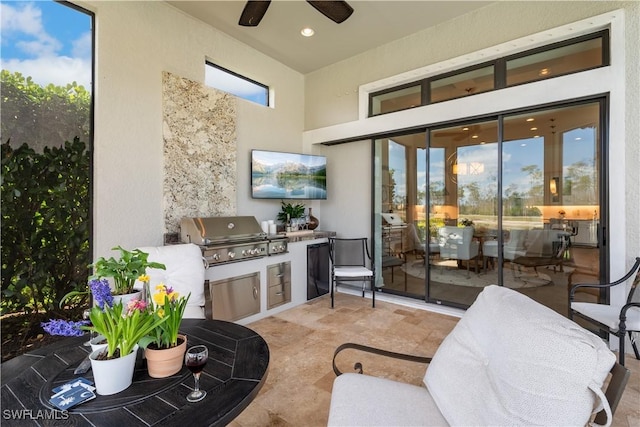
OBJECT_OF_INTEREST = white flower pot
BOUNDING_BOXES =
[111,291,142,307]
[89,334,108,353]
[89,345,138,395]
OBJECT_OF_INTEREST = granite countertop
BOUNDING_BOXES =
[280,230,336,243]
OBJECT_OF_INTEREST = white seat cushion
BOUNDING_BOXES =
[424,285,615,426]
[328,373,448,426]
[334,266,373,277]
[136,244,206,319]
[182,305,205,319]
[572,302,640,332]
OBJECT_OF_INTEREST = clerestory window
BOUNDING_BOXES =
[205,61,269,106]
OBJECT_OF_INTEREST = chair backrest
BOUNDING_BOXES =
[549,217,570,230]
[505,229,527,250]
[329,238,371,268]
[136,244,206,318]
[438,226,476,258]
[406,223,424,252]
[524,229,565,257]
[625,257,640,304]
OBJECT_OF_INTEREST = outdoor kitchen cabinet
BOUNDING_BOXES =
[205,272,261,321]
[267,261,291,309]
[202,232,333,325]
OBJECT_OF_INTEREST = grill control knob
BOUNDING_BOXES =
[228,251,236,259]
[212,253,220,261]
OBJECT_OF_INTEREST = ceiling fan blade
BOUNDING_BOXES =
[239,1,271,27]
[306,1,353,24]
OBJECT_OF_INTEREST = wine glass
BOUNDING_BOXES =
[185,345,208,402]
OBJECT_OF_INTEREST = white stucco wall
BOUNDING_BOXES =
[77,0,637,316]
[303,2,640,313]
[79,0,304,258]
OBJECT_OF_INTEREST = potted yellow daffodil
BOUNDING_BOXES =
[143,284,190,378]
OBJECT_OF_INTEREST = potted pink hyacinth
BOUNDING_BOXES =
[43,279,168,395]
[86,279,168,394]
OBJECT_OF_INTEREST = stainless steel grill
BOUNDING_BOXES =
[180,216,288,266]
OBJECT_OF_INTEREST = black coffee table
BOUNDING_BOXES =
[1,318,269,426]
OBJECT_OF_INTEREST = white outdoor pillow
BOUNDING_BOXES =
[136,244,206,318]
[424,285,615,426]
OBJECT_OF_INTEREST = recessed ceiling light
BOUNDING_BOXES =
[539,68,551,76]
[301,27,315,37]
[530,127,538,131]
[526,118,535,122]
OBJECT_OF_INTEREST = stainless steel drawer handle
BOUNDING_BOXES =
[253,286,258,299]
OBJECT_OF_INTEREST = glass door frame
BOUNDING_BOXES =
[372,95,609,309]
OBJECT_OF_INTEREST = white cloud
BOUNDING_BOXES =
[1,2,44,35]
[72,31,92,59]
[2,2,60,56]
[16,38,62,57]
[1,2,91,89]
[2,56,91,89]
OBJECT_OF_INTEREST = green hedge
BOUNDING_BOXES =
[1,138,90,316]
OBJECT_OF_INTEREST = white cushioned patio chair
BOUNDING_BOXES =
[570,256,640,365]
[437,226,479,278]
[329,285,630,427]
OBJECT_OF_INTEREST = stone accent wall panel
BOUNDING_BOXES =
[162,71,237,234]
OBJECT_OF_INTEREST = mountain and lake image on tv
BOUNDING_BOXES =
[251,150,327,199]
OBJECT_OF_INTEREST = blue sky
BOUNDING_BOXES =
[388,125,596,205]
[0,1,263,103]
[1,0,91,88]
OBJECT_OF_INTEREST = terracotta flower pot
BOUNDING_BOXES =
[145,334,187,378]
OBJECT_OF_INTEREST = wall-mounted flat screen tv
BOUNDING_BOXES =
[251,150,327,199]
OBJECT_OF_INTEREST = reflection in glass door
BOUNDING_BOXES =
[373,100,604,314]
[374,132,427,298]
[428,121,498,307]
[500,103,602,313]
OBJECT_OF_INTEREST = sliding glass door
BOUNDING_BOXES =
[427,120,498,307]
[373,99,605,314]
[374,132,427,298]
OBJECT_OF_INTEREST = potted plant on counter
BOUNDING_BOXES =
[277,201,306,231]
[143,284,191,378]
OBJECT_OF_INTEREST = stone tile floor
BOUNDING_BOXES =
[230,293,640,427]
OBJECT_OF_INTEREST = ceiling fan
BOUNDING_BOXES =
[239,1,354,27]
